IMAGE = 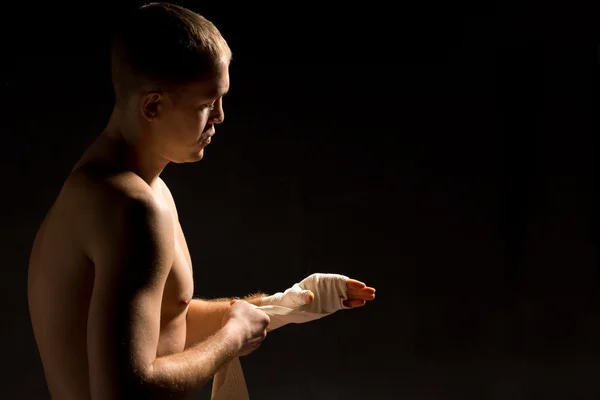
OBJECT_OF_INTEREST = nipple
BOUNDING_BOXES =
[180,298,190,306]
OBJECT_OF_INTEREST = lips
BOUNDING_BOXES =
[200,130,215,143]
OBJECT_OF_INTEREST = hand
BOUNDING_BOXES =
[286,278,376,308]
[342,279,376,308]
[261,273,376,311]
[221,300,270,357]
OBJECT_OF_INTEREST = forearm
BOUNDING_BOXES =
[143,325,239,399]
[139,293,267,399]
[185,292,267,348]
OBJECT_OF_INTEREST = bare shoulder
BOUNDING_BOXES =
[65,167,173,258]
[70,165,151,202]
[66,167,152,214]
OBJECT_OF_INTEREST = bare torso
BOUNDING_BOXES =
[28,135,195,399]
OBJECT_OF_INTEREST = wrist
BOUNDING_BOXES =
[244,293,268,306]
[219,322,243,356]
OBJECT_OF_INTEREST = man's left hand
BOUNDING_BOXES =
[341,279,376,308]
[300,277,376,308]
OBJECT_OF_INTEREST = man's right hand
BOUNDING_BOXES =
[221,300,270,357]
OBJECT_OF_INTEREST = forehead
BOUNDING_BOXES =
[177,64,230,101]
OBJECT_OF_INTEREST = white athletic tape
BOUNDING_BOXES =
[211,273,350,400]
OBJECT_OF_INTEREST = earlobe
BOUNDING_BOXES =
[141,92,162,121]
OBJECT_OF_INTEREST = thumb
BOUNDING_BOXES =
[283,284,315,307]
[302,290,315,305]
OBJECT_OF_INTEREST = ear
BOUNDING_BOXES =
[140,92,163,121]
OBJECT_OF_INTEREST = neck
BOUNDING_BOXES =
[101,105,169,185]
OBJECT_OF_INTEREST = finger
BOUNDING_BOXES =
[343,299,367,308]
[348,287,375,296]
[347,288,376,300]
[347,294,375,302]
[347,279,367,290]
[348,286,375,292]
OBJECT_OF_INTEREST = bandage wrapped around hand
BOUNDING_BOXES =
[258,273,352,331]
[213,273,354,400]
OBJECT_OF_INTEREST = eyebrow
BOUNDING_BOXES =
[214,88,229,98]
[193,87,229,101]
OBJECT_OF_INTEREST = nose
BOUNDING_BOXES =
[209,97,225,125]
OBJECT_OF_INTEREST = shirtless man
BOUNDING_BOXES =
[28,3,375,399]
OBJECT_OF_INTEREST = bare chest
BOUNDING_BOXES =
[161,219,194,320]
[150,182,196,356]
[155,218,195,356]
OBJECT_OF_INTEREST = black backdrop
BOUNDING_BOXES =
[0,2,597,399]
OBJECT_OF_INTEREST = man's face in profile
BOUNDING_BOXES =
[144,61,230,163]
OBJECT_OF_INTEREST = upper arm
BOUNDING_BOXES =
[87,192,174,397]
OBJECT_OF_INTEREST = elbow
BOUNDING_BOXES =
[89,364,179,400]
[132,363,168,399]
[132,362,192,400]
[137,361,156,386]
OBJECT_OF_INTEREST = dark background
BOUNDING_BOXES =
[1,1,597,399]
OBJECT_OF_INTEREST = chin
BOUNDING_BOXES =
[171,149,205,164]
[189,148,205,162]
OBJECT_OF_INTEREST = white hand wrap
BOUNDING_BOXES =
[212,273,352,400]
[257,273,352,330]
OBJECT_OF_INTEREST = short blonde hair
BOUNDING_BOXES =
[110,2,232,103]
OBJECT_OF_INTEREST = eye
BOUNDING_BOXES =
[200,102,216,112]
